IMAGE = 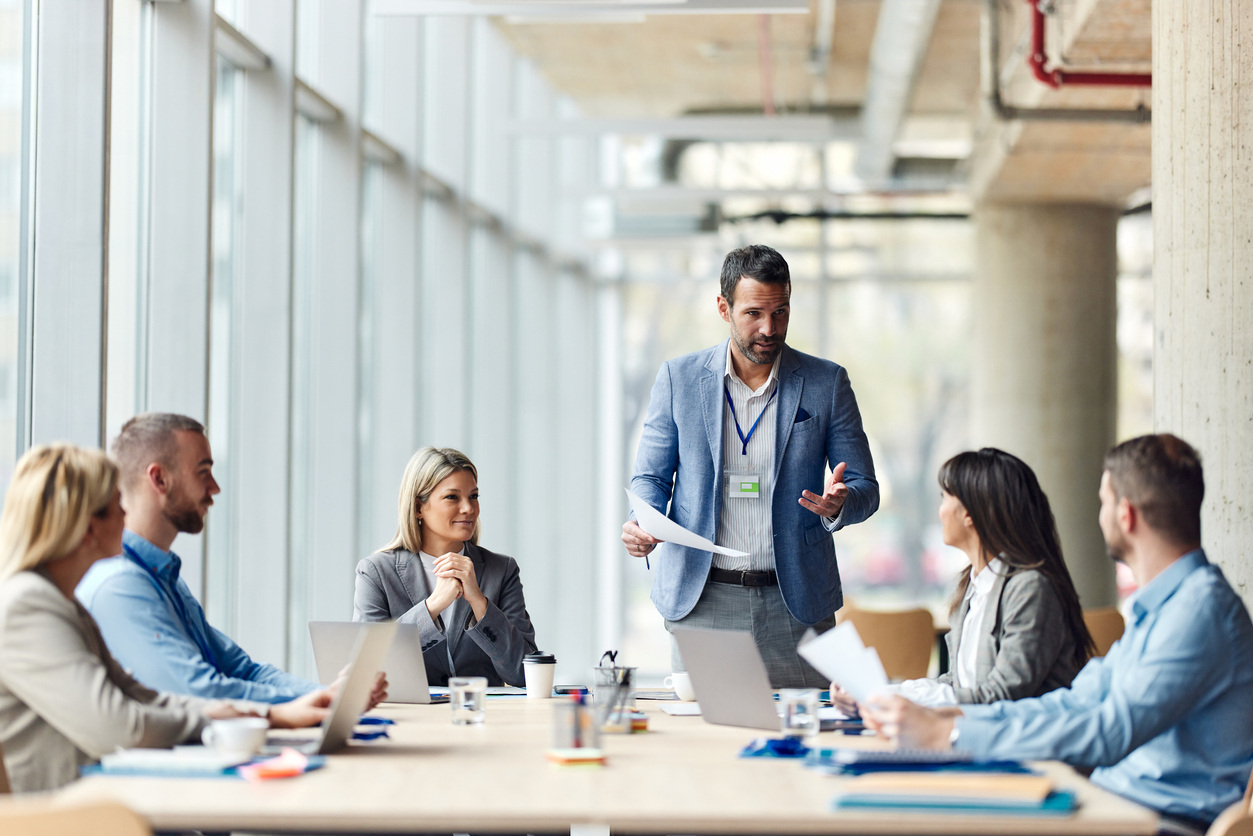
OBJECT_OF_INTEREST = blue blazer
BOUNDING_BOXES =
[631,341,878,625]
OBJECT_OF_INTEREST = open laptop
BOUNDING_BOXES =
[671,627,783,731]
[268,620,398,755]
[310,620,446,704]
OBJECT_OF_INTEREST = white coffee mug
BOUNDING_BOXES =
[201,717,268,760]
[663,671,697,702]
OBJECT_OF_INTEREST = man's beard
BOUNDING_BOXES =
[733,331,782,365]
[165,489,206,534]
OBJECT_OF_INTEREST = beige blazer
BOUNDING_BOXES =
[0,569,209,793]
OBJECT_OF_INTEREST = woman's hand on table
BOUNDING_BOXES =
[434,552,487,622]
[269,689,333,729]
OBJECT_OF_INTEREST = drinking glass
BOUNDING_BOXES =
[779,688,820,741]
[450,676,487,725]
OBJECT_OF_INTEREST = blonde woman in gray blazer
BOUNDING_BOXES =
[838,449,1093,709]
[353,448,537,687]
[0,445,335,793]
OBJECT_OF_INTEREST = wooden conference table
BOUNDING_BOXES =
[57,698,1158,835]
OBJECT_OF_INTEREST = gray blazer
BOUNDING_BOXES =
[0,569,209,793]
[352,543,538,687]
[936,568,1082,703]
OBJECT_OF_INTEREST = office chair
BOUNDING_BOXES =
[1082,606,1126,658]
[0,800,150,836]
[836,604,935,681]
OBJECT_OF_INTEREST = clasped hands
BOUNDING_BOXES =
[621,461,851,557]
[424,552,487,622]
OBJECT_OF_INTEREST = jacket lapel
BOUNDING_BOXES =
[773,347,803,485]
[701,342,727,496]
[975,570,1010,682]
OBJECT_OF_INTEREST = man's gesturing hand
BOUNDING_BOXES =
[799,461,850,518]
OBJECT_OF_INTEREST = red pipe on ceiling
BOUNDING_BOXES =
[1026,0,1151,88]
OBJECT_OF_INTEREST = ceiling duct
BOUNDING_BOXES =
[853,0,943,184]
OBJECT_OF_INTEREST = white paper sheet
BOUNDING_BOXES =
[626,489,750,559]
[797,621,890,703]
[659,702,703,716]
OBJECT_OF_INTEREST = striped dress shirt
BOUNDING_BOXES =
[714,346,781,572]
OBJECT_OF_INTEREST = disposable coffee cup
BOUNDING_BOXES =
[201,717,268,760]
[523,651,557,699]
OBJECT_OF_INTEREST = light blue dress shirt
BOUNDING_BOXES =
[956,550,1253,823]
[76,530,318,704]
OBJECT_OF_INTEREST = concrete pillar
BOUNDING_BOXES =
[1153,3,1253,605]
[973,204,1119,607]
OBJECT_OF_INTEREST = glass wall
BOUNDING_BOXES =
[0,0,24,500]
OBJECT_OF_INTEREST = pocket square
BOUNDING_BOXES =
[795,407,811,422]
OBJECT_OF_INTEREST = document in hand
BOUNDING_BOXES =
[625,489,749,558]
[797,622,889,702]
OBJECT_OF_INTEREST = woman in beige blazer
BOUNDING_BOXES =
[0,444,330,793]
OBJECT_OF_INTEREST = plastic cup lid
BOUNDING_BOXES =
[524,652,556,663]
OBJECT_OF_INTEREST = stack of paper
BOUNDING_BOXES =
[830,773,1076,814]
[797,622,889,702]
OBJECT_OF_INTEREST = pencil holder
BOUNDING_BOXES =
[552,698,600,750]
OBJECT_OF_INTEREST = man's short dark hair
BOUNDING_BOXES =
[111,413,206,491]
[719,245,790,306]
[1103,434,1204,546]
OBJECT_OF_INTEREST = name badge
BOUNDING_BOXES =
[728,472,761,499]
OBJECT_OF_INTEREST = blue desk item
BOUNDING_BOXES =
[830,789,1077,815]
[357,716,395,726]
[739,737,810,759]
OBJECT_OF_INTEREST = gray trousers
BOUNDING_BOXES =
[664,580,835,688]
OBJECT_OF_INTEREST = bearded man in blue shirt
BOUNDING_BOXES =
[78,413,326,703]
[865,434,1253,832]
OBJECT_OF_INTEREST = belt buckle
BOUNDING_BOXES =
[739,570,749,586]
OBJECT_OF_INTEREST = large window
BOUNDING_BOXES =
[205,56,242,629]
[0,0,25,499]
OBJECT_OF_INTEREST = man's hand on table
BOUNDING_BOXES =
[863,694,962,750]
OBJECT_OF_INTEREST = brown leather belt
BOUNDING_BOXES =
[708,567,778,587]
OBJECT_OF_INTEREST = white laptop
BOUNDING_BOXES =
[270,620,398,755]
[671,627,783,731]
[310,620,445,704]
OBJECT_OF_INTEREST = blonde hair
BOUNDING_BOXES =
[383,447,480,553]
[0,444,119,580]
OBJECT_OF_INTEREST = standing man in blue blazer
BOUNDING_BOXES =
[622,245,879,687]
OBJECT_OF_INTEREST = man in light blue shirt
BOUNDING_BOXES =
[78,413,319,703]
[866,434,1253,828]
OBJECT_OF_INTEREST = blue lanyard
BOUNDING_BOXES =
[724,384,777,456]
[122,544,223,675]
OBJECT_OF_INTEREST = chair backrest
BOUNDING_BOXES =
[1083,606,1126,658]
[1206,771,1253,836]
[0,800,150,836]
[837,605,935,681]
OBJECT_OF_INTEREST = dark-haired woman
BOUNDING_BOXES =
[838,448,1094,708]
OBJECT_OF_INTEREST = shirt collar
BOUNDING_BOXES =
[970,556,1004,596]
[122,529,182,580]
[724,342,782,396]
[1130,548,1207,624]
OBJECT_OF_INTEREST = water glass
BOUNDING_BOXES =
[779,688,820,741]
[449,676,487,725]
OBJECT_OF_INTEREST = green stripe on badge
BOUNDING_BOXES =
[741,481,758,491]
